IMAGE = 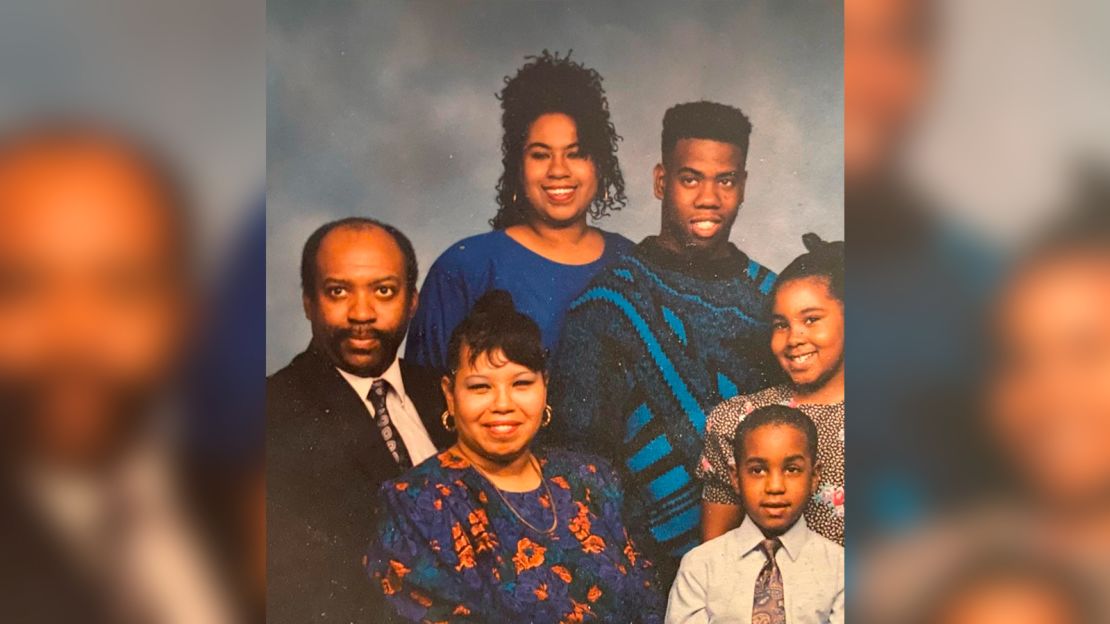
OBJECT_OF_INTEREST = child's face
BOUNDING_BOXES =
[771,277,845,391]
[731,424,819,536]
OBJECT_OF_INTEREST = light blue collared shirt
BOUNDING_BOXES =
[665,516,844,624]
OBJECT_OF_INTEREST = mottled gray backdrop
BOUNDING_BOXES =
[268,0,843,373]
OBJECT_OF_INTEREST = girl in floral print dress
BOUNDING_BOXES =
[367,291,663,623]
[698,234,846,546]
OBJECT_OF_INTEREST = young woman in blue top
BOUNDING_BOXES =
[406,51,633,372]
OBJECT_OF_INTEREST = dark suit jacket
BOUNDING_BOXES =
[267,346,452,624]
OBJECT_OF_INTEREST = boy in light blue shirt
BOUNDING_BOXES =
[666,405,844,623]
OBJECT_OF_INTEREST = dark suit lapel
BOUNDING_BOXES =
[294,347,402,482]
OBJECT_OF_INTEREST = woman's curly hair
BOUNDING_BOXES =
[490,50,627,230]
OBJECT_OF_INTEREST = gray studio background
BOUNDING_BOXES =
[267,0,843,374]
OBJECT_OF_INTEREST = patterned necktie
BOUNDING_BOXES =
[752,537,786,624]
[368,379,412,468]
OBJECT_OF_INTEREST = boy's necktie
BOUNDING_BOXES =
[368,379,412,468]
[752,537,786,624]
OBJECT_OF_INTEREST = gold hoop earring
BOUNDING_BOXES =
[441,411,456,432]
[603,188,609,203]
[541,405,553,428]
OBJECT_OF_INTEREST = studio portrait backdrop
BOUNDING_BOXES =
[267,0,843,373]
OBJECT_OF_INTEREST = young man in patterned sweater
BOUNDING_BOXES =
[547,101,780,583]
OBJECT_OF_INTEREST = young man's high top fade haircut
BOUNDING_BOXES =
[299,216,419,299]
[732,404,820,467]
[661,101,753,168]
[492,50,627,230]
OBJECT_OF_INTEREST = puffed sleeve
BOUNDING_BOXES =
[696,400,743,506]
[365,481,487,623]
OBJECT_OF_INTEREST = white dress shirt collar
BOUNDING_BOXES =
[731,511,813,563]
[334,356,439,466]
[336,357,408,405]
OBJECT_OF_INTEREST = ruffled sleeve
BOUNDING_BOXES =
[365,479,488,623]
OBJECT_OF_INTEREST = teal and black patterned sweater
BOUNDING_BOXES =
[547,236,779,581]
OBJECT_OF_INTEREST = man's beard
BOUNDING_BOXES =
[325,323,407,378]
[0,360,158,467]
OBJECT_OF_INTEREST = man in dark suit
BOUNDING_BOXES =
[267,217,453,623]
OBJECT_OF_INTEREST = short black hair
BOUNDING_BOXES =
[446,290,546,376]
[733,404,819,467]
[774,233,845,303]
[492,50,627,230]
[299,217,418,298]
[661,101,753,167]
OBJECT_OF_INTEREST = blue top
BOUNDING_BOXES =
[406,229,635,372]
[366,448,665,623]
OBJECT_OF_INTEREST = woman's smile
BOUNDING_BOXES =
[483,419,524,439]
[444,341,547,466]
[522,113,598,223]
[771,276,845,393]
[542,184,577,205]
[784,349,818,371]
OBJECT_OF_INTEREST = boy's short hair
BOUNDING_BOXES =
[661,101,752,167]
[732,404,819,467]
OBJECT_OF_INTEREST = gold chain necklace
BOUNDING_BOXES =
[471,455,558,535]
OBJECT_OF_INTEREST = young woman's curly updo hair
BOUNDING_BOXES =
[446,290,547,376]
[732,404,820,467]
[661,101,753,168]
[491,50,627,230]
[773,233,845,304]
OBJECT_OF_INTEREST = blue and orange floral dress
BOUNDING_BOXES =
[366,448,664,623]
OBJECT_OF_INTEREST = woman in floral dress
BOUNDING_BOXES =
[367,290,663,623]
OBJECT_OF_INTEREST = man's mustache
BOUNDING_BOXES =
[338,325,386,342]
